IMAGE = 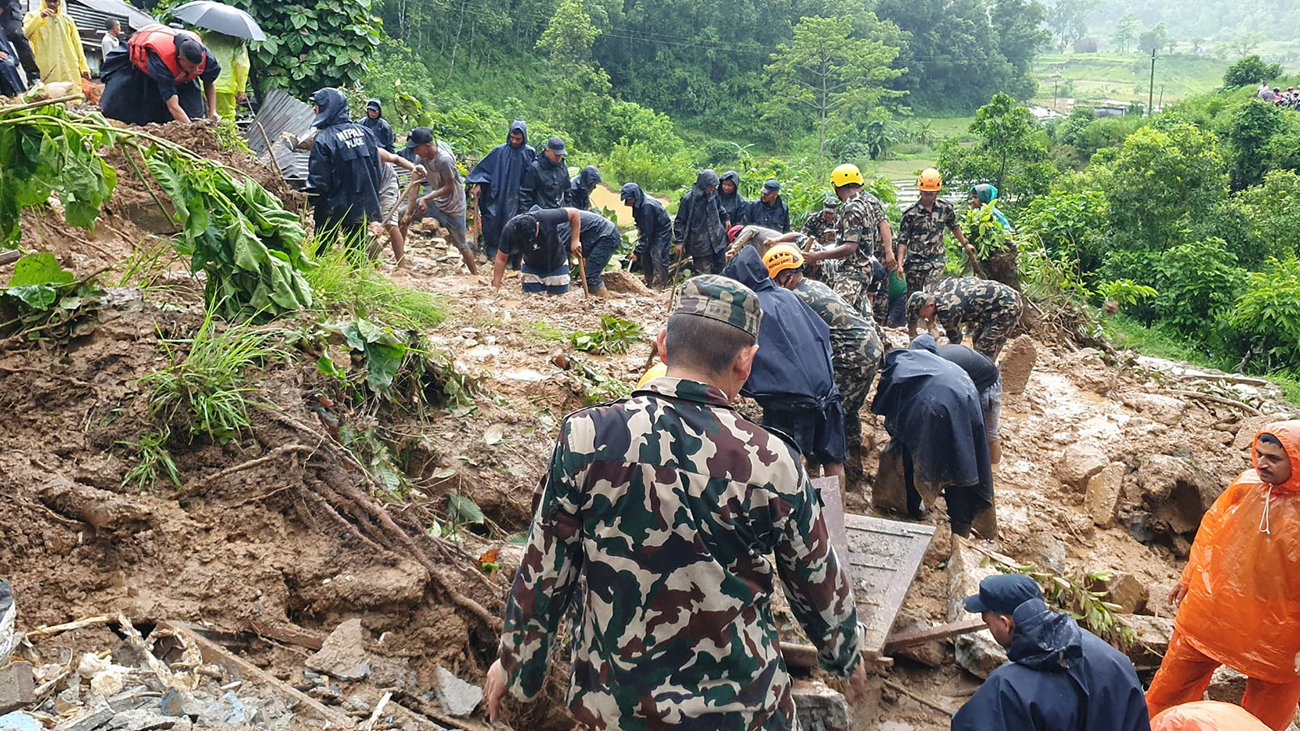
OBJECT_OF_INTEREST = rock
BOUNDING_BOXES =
[1085,463,1126,528]
[1206,666,1248,703]
[793,680,849,731]
[872,440,910,514]
[1057,443,1109,490]
[0,662,33,712]
[0,713,41,731]
[1034,535,1067,574]
[890,617,947,668]
[105,710,174,731]
[306,619,371,681]
[947,538,1008,679]
[1121,393,1187,426]
[167,720,189,731]
[1120,615,1174,665]
[54,706,115,731]
[435,667,482,718]
[55,687,81,715]
[1171,535,1193,559]
[998,335,1037,395]
[158,689,204,719]
[599,270,651,295]
[78,655,109,680]
[199,693,248,727]
[1134,454,1218,539]
[89,667,131,699]
[1097,572,1149,615]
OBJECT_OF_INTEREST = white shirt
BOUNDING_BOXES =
[100,32,120,59]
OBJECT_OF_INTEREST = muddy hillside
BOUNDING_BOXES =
[1,118,1297,731]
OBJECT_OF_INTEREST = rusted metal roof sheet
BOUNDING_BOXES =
[244,88,314,188]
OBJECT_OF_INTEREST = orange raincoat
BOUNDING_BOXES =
[1151,701,1272,731]
[1172,420,1300,684]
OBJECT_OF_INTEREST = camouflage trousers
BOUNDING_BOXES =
[834,355,879,448]
[904,257,947,297]
[831,260,889,325]
[965,296,1024,360]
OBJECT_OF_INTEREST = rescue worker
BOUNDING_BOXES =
[764,244,882,484]
[204,31,249,121]
[23,0,87,87]
[935,342,1003,466]
[565,165,602,210]
[673,169,729,275]
[99,24,220,125]
[871,333,994,538]
[803,164,896,323]
[466,120,535,261]
[1151,702,1273,731]
[518,136,569,214]
[621,182,672,289]
[305,87,382,255]
[953,574,1152,731]
[100,18,120,63]
[717,170,745,229]
[371,145,419,266]
[484,275,865,728]
[359,99,394,154]
[492,207,618,296]
[897,168,969,298]
[969,183,1020,289]
[800,197,840,282]
[1,0,37,78]
[1145,422,1300,730]
[723,247,847,484]
[907,277,1024,360]
[402,128,477,274]
[0,22,24,96]
[744,179,791,233]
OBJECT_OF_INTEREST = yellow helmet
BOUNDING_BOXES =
[636,362,667,389]
[762,244,805,279]
[830,163,864,188]
[917,168,943,192]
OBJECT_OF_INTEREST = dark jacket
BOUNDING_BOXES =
[674,169,728,257]
[566,165,602,210]
[519,151,569,214]
[723,247,840,410]
[466,119,536,222]
[718,170,746,228]
[622,182,671,257]
[359,99,394,154]
[0,28,23,96]
[952,599,1151,731]
[871,334,992,500]
[744,196,791,233]
[307,88,382,225]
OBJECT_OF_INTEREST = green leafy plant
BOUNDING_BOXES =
[993,562,1135,649]
[120,428,182,491]
[304,245,447,330]
[962,204,1013,258]
[1227,256,1300,371]
[143,311,286,444]
[568,357,632,405]
[1152,238,1247,336]
[0,252,104,344]
[571,315,643,355]
[1096,279,1158,310]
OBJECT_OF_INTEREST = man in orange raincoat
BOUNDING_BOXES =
[1145,421,1300,729]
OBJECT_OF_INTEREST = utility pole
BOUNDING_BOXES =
[1159,84,1165,111]
[1148,48,1157,117]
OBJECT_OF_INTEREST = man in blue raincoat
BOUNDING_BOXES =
[621,182,671,289]
[467,120,536,262]
[953,574,1151,731]
[306,88,382,255]
[722,246,846,483]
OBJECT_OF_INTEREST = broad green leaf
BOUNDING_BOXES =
[448,494,485,525]
[9,252,74,287]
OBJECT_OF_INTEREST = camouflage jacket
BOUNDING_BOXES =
[834,189,887,267]
[792,278,882,372]
[899,198,958,264]
[499,377,863,731]
[801,213,835,248]
[933,277,1021,331]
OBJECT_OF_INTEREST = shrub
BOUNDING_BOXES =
[1152,238,1248,337]
[1223,55,1284,88]
[1228,257,1300,371]
[1017,190,1109,271]
[604,141,695,193]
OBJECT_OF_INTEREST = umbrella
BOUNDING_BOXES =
[171,1,266,42]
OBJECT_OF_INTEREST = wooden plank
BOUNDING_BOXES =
[243,619,326,651]
[811,476,850,567]
[158,621,356,730]
[842,513,935,654]
[882,618,986,653]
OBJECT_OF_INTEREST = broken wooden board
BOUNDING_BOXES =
[881,618,985,653]
[811,477,850,566]
[842,514,935,655]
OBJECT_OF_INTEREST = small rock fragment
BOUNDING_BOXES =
[306,620,372,681]
[1097,572,1149,615]
[1057,443,1109,491]
[1085,463,1125,528]
[0,662,34,711]
[435,667,483,718]
[105,709,174,731]
[0,713,41,731]
[1121,614,1174,665]
[793,680,849,731]
[1206,666,1248,703]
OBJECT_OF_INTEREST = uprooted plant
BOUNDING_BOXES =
[571,315,643,355]
[990,561,1136,649]
[0,252,104,346]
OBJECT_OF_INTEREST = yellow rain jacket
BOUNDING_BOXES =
[23,0,88,85]
[204,32,248,119]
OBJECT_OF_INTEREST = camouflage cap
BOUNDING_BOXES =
[906,290,932,324]
[822,196,839,213]
[674,275,762,338]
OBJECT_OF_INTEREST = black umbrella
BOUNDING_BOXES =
[172,1,266,42]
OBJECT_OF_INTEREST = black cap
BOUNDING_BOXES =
[546,137,567,156]
[963,574,1042,616]
[762,179,781,193]
[407,127,434,146]
[366,99,381,110]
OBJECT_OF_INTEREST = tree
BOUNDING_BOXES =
[937,93,1056,202]
[1226,32,1265,58]
[1137,21,1167,54]
[991,0,1053,90]
[765,15,903,170]
[1045,0,1099,48]
[1110,13,1139,53]
[535,0,613,150]
[219,0,381,96]
[1223,55,1284,87]
[1224,100,1286,191]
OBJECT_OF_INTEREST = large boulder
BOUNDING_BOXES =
[1120,614,1174,666]
[1096,572,1149,615]
[1085,463,1127,528]
[998,336,1037,395]
[1058,443,1109,491]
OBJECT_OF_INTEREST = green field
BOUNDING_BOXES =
[1033,53,1229,106]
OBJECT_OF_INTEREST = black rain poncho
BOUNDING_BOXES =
[622,182,671,286]
[566,165,601,210]
[359,99,394,154]
[467,120,536,253]
[718,170,746,227]
[674,169,728,258]
[306,88,382,226]
[519,150,569,213]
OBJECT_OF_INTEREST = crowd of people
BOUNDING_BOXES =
[1257,82,1300,109]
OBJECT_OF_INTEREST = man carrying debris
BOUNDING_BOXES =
[800,197,840,282]
[744,179,791,233]
[359,99,394,154]
[493,207,618,296]
[371,145,420,266]
[484,275,865,728]
[803,164,895,324]
[906,277,1023,360]
[871,334,994,538]
[673,169,730,275]
[718,170,746,229]
[23,0,86,88]
[897,168,969,298]
[621,182,671,289]
[467,120,535,262]
[401,127,477,274]
[305,88,382,255]
[953,574,1152,731]
[100,24,220,125]
[518,136,570,214]
[1145,421,1300,730]
[723,246,848,485]
[565,165,602,211]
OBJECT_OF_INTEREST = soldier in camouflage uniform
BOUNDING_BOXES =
[804,164,896,325]
[800,197,839,284]
[764,245,883,483]
[907,277,1024,360]
[485,275,865,730]
[897,168,970,299]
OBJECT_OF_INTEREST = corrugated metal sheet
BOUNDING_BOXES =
[74,0,152,31]
[244,88,314,189]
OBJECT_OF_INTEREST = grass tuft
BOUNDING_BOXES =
[304,244,449,331]
[120,428,182,490]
